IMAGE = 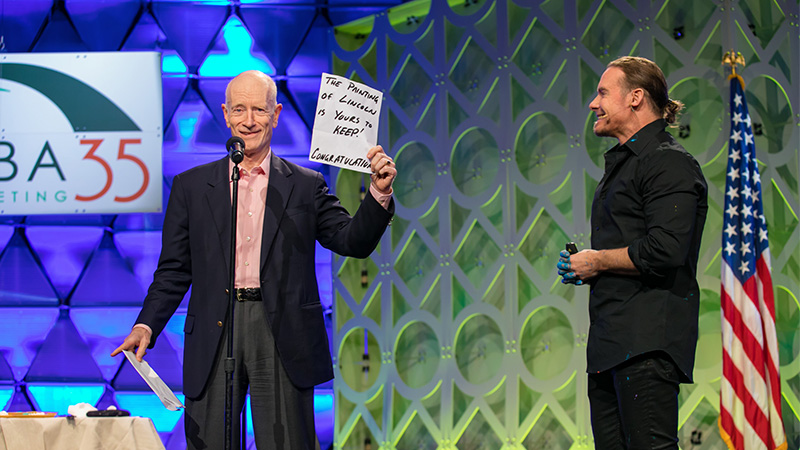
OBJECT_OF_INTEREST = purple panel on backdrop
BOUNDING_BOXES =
[21,215,108,226]
[239,5,316,73]
[25,309,105,382]
[196,77,230,129]
[0,228,59,305]
[70,230,146,306]
[0,225,13,249]
[285,76,323,131]
[32,8,89,52]
[285,14,331,77]
[0,308,60,381]
[0,354,13,382]
[164,419,186,450]
[65,0,142,51]
[70,307,146,381]
[162,75,190,129]
[25,226,104,300]
[151,2,228,71]
[162,83,230,154]
[0,0,51,52]
[271,88,312,158]
[120,9,167,51]
[114,231,164,292]
[8,386,33,411]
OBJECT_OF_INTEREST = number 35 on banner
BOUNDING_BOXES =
[75,139,149,203]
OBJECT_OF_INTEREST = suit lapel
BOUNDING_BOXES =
[206,158,233,274]
[261,153,294,272]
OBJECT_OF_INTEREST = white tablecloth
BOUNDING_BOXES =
[0,416,165,450]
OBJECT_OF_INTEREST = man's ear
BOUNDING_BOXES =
[629,88,645,108]
[221,103,231,128]
[272,103,283,128]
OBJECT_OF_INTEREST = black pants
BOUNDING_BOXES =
[184,301,318,450]
[588,352,681,450]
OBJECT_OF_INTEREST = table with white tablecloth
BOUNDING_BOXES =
[0,416,164,450]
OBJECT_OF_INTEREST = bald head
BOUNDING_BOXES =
[225,70,278,110]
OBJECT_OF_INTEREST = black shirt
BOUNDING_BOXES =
[589,119,708,382]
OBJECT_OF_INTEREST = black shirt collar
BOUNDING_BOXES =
[618,118,668,156]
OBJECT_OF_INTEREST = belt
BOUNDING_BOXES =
[235,287,261,302]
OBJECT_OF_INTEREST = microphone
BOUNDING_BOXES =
[226,136,245,164]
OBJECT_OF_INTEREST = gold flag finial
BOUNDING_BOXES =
[723,51,746,78]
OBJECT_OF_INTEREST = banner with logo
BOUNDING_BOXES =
[0,52,162,215]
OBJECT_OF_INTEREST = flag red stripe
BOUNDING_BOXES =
[720,405,745,450]
[756,257,785,436]
[721,283,767,381]
[756,257,776,320]
[722,347,772,448]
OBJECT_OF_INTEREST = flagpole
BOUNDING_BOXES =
[718,50,788,450]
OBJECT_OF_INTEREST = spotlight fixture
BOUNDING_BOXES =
[406,15,419,26]
[678,124,691,139]
[673,26,684,40]
[753,123,763,136]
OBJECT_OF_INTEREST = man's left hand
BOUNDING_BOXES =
[368,145,396,194]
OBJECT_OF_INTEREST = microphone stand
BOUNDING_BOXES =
[225,156,241,450]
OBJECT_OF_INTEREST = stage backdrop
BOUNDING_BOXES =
[0,1,409,449]
[329,0,800,449]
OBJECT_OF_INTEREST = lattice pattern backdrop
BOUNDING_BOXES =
[330,0,800,448]
[0,1,411,449]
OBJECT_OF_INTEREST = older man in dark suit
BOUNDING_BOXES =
[113,70,395,449]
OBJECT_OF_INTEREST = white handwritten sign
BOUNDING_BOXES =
[309,73,382,174]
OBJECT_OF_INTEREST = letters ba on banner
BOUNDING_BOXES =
[309,73,382,174]
[0,52,163,215]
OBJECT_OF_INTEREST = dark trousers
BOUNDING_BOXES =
[184,301,318,450]
[588,352,681,450]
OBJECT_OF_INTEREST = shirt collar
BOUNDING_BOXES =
[228,149,272,176]
[620,118,668,156]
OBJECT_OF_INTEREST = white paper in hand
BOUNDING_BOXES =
[309,73,382,174]
[123,350,184,411]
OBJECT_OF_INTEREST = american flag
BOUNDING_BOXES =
[719,76,786,450]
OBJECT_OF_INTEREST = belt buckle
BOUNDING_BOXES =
[236,289,245,302]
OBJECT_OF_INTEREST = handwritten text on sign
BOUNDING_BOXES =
[309,73,382,174]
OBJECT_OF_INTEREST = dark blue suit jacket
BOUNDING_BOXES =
[136,154,393,399]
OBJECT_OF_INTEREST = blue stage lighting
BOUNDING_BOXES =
[162,52,188,74]
[178,113,200,140]
[115,392,185,432]
[27,383,105,415]
[198,16,275,77]
[0,387,13,410]
[314,390,333,413]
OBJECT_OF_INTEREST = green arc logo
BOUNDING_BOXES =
[0,63,140,132]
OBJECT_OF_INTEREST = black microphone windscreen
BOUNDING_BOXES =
[226,136,245,153]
